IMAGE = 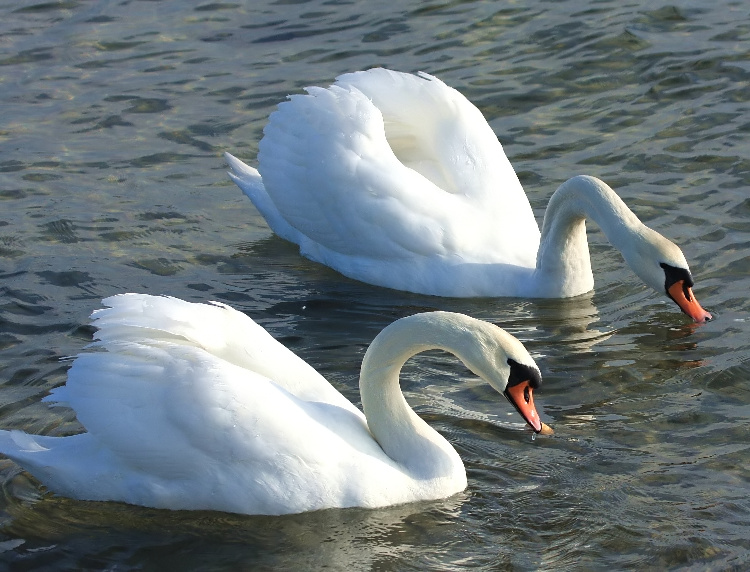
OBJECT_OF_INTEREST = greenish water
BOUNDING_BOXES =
[1,0,749,569]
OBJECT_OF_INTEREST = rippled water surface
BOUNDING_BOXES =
[1,0,749,569]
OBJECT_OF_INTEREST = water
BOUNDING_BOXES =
[1,0,749,569]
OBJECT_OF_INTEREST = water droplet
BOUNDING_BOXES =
[531,433,536,442]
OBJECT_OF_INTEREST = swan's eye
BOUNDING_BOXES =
[524,386,530,404]
[660,262,694,295]
[506,358,542,389]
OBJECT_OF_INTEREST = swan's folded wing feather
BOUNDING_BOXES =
[258,83,467,260]
[256,69,539,263]
[47,341,375,482]
[85,293,358,413]
[335,69,507,197]
[336,70,537,231]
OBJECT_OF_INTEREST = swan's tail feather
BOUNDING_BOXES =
[0,429,48,457]
[224,152,300,243]
[0,428,119,500]
[0,429,68,489]
[0,429,48,484]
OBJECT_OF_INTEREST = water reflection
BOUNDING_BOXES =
[1,474,469,569]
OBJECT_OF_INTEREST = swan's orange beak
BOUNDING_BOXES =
[667,281,712,322]
[504,380,542,433]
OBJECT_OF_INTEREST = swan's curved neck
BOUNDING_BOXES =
[359,312,488,480]
[534,175,644,297]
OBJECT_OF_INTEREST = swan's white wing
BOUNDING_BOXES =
[336,69,526,203]
[255,69,539,265]
[51,343,372,473]
[83,293,359,414]
[36,340,383,514]
[258,84,447,259]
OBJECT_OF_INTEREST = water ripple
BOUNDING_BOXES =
[1,0,749,569]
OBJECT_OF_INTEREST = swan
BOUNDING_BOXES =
[0,293,551,516]
[225,68,711,322]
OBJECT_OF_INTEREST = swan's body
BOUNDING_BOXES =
[0,294,545,516]
[226,68,710,321]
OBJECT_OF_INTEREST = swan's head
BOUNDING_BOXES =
[463,324,544,433]
[363,312,549,434]
[503,358,544,434]
[623,227,712,323]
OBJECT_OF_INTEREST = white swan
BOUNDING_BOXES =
[0,293,550,516]
[225,68,711,322]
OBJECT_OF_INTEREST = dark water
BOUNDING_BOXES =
[1,0,749,569]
